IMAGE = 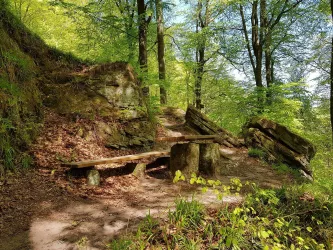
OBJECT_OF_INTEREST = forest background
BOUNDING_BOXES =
[2,0,333,248]
[3,0,333,193]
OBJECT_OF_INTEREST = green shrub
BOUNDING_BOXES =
[137,212,160,244]
[168,198,204,230]
[108,180,333,249]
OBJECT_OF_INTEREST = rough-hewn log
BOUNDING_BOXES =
[62,150,170,169]
[170,143,199,179]
[156,135,217,142]
[185,105,241,147]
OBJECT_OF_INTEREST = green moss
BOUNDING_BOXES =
[0,18,42,174]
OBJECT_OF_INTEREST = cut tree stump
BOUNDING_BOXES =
[170,142,222,179]
[185,105,241,147]
[170,143,200,179]
[199,143,220,176]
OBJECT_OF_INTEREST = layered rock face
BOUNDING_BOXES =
[185,105,242,147]
[42,62,155,149]
[243,117,315,177]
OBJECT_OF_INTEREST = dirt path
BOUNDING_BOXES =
[29,177,242,250]
[1,107,292,250]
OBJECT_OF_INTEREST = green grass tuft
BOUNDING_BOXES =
[248,147,266,158]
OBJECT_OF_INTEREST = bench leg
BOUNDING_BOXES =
[87,169,100,186]
[132,163,146,179]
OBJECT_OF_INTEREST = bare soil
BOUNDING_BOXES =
[0,107,293,250]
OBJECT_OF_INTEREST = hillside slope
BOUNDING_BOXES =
[0,0,153,174]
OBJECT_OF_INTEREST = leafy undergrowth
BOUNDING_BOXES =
[109,184,333,250]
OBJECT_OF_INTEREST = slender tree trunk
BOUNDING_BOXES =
[251,0,263,88]
[262,0,273,103]
[261,0,272,88]
[330,0,333,144]
[195,48,205,110]
[156,0,167,104]
[137,0,149,96]
[265,33,272,88]
[126,1,136,63]
[194,0,209,110]
[240,4,255,73]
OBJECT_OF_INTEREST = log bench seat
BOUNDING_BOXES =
[62,150,170,169]
[62,135,219,186]
[156,135,218,142]
[62,150,170,186]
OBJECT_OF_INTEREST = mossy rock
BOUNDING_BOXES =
[244,118,315,178]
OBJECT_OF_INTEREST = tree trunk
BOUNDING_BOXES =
[262,0,273,104]
[156,0,167,104]
[265,35,272,88]
[251,0,263,88]
[194,0,208,110]
[195,52,205,110]
[331,0,333,144]
[137,0,149,96]
[126,2,136,63]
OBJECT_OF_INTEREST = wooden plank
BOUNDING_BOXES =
[62,150,170,169]
[156,135,218,142]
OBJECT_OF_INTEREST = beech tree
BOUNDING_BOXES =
[137,0,152,97]
[156,0,167,104]
[330,0,333,142]
[239,0,306,90]
[175,0,226,110]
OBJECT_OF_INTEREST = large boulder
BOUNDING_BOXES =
[41,62,146,119]
[243,117,316,177]
[41,62,155,149]
[185,105,242,147]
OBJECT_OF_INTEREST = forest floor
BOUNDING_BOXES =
[0,107,293,250]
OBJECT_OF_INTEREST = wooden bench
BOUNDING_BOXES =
[62,151,170,186]
[63,135,218,186]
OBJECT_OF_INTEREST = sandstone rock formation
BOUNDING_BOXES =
[243,117,316,178]
[42,62,155,149]
[185,105,242,147]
